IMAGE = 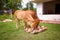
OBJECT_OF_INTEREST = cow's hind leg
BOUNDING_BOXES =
[15,18,20,29]
[24,20,27,29]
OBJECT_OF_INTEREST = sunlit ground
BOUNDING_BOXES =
[0,20,60,40]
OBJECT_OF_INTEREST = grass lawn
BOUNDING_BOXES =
[0,20,60,40]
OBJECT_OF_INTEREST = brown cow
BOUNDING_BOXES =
[14,10,40,32]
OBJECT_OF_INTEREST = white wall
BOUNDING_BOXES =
[36,3,43,16]
[39,15,60,21]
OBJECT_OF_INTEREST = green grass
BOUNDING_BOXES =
[0,20,60,40]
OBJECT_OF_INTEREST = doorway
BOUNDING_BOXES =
[55,4,60,14]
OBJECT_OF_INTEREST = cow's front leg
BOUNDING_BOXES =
[24,20,30,32]
[29,21,39,33]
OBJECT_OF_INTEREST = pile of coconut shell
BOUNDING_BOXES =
[1,19,12,22]
[25,26,47,34]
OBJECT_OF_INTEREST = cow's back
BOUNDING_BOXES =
[14,10,26,20]
[14,10,38,21]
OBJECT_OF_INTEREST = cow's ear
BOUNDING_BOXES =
[28,14,34,21]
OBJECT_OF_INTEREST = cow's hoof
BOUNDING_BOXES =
[25,28,33,33]
[27,28,33,33]
[31,29,39,34]
[39,29,43,32]
[25,28,28,32]
[39,26,47,32]
[42,27,47,31]
[31,30,36,34]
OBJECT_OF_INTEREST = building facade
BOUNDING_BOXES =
[31,0,60,23]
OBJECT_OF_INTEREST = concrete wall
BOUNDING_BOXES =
[36,3,43,17]
[36,3,43,15]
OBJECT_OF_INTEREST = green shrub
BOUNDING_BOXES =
[0,14,10,20]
